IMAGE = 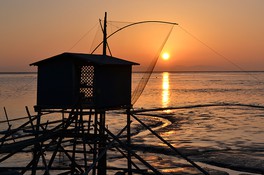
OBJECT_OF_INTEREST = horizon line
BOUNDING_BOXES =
[1,70,264,74]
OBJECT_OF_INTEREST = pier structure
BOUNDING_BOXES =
[28,50,138,175]
[24,12,139,174]
[0,13,141,175]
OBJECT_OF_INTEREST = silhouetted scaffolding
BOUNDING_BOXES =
[0,13,211,175]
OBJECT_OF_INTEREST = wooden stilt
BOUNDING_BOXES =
[93,112,98,175]
[83,123,127,175]
[103,126,163,175]
[80,109,88,171]
[98,111,106,175]
[127,108,132,175]
[131,113,210,175]
[71,112,78,175]
[0,125,11,147]
[26,106,35,132]
[32,111,41,175]
[3,107,11,127]
[3,107,16,143]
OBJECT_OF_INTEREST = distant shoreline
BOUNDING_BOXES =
[0,72,37,74]
[135,70,264,73]
[1,71,264,74]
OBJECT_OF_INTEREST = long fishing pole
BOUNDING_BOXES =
[91,20,178,54]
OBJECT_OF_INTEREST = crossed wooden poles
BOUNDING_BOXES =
[0,106,209,175]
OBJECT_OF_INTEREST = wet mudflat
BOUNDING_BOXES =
[124,105,264,175]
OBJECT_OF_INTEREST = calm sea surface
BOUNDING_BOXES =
[133,72,264,150]
[0,72,264,173]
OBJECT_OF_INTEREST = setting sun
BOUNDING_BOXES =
[162,52,170,60]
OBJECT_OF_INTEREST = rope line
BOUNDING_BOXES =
[132,102,264,113]
[178,25,262,83]
[68,23,98,51]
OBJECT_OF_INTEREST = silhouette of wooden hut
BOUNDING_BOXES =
[30,52,139,111]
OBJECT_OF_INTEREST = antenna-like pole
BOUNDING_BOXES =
[103,12,107,56]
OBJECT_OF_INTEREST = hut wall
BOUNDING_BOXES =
[36,60,77,109]
[94,65,132,109]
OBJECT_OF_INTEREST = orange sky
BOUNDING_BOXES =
[0,0,263,71]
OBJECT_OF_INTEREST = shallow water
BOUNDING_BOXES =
[132,72,264,174]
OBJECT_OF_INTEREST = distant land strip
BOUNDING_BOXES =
[0,72,37,74]
[0,71,264,74]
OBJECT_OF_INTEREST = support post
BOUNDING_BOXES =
[103,12,107,56]
[98,111,106,175]
[3,107,11,127]
[4,107,16,143]
[93,112,98,175]
[32,111,41,175]
[127,108,132,175]
[71,110,79,175]
[80,108,88,171]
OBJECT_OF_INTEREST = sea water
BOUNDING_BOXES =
[133,72,264,149]
[0,72,264,174]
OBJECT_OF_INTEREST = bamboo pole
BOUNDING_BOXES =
[126,108,132,175]
[83,124,127,175]
[103,126,163,175]
[26,106,35,131]
[3,107,11,127]
[131,113,210,175]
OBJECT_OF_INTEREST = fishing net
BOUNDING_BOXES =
[90,20,176,105]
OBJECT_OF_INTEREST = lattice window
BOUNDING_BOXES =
[80,65,94,86]
[80,65,94,100]
[80,87,93,98]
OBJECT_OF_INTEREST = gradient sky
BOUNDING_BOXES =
[0,0,263,71]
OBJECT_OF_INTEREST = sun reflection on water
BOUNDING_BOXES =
[162,72,170,108]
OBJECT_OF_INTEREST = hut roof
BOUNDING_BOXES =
[30,52,139,66]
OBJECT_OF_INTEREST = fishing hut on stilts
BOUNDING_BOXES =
[29,13,139,174]
[0,13,140,175]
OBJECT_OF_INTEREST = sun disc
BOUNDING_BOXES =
[162,52,170,60]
